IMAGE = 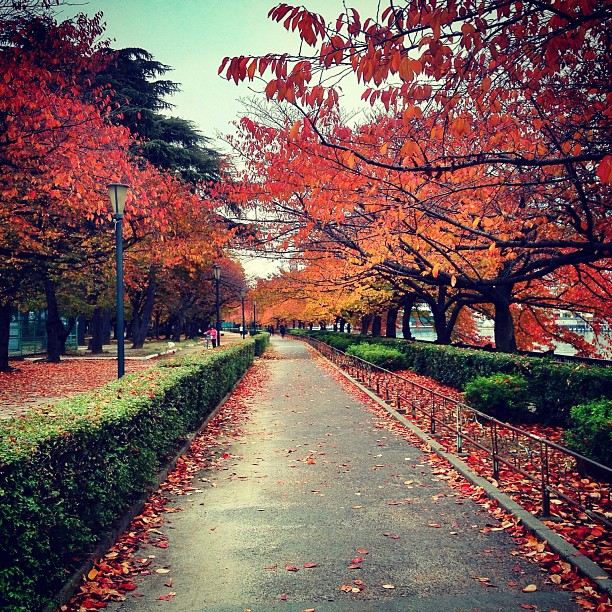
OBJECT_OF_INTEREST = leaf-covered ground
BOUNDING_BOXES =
[0,359,157,418]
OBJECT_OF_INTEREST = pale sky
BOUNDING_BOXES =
[57,1,373,278]
[59,0,370,147]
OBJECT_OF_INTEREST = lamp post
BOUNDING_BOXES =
[108,183,129,378]
[253,300,257,334]
[213,263,221,347]
[240,288,246,338]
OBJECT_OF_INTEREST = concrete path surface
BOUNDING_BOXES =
[110,337,578,611]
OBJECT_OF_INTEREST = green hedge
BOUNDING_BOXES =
[463,373,531,423]
[253,331,270,355]
[564,399,612,471]
[346,343,408,371]
[299,331,612,424]
[0,340,261,612]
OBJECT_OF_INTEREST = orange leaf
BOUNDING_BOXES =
[289,120,301,140]
[596,155,612,183]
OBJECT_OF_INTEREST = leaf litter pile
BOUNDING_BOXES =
[61,360,269,611]
[0,358,161,418]
[312,352,611,611]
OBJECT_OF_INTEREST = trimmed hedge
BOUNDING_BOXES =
[564,399,612,471]
[346,343,408,371]
[463,373,531,423]
[0,338,264,612]
[253,331,270,355]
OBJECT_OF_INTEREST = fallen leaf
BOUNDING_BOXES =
[155,568,171,574]
[285,565,299,572]
[303,563,318,568]
[522,584,537,592]
[382,584,395,589]
[158,592,176,600]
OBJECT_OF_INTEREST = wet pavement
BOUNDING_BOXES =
[110,337,578,611]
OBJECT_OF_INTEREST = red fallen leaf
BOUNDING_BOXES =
[119,582,137,591]
[303,562,318,568]
[383,533,401,539]
[264,565,278,570]
[348,564,362,569]
[158,592,176,600]
[155,541,168,548]
[356,549,369,555]
[285,564,299,572]
[280,593,287,600]
[520,606,537,610]
[352,556,363,564]
[165,579,172,587]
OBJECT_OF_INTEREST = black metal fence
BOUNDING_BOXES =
[303,336,612,531]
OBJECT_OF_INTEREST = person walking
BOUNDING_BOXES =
[205,326,218,348]
[279,324,286,338]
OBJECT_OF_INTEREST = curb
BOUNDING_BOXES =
[326,358,612,599]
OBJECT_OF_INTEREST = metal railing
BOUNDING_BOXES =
[304,336,612,531]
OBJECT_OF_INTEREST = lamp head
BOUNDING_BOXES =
[212,263,221,281]
[107,183,130,217]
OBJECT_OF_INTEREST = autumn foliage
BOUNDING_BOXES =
[221,0,612,354]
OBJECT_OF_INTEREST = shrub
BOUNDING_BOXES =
[252,331,270,355]
[346,343,408,371]
[0,341,258,611]
[564,399,612,472]
[463,373,531,422]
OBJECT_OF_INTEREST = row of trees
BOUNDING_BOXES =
[0,2,245,371]
[222,0,612,354]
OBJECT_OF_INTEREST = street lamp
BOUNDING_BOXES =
[213,263,221,347]
[108,182,129,378]
[240,288,246,338]
[253,300,257,334]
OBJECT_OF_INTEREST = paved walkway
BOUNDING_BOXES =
[111,337,578,611]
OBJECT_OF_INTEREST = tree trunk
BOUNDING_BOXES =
[402,296,415,340]
[492,286,518,353]
[338,317,346,332]
[89,307,104,353]
[361,314,372,335]
[371,314,382,337]
[131,267,157,349]
[102,310,112,344]
[0,303,12,372]
[59,317,76,355]
[172,314,184,342]
[385,308,398,338]
[43,275,64,363]
[77,314,87,345]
